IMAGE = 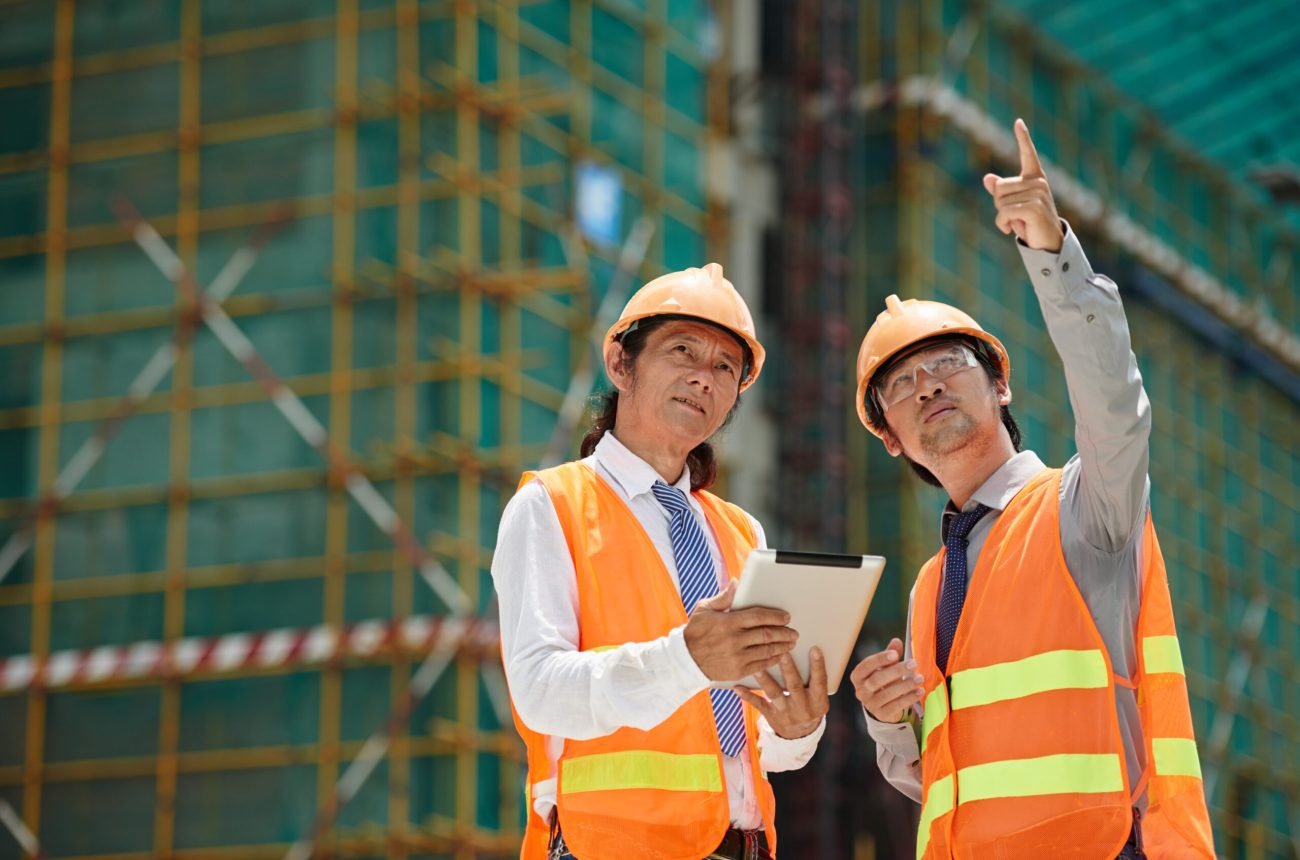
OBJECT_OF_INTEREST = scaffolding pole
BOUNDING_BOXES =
[113,203,498,858]
[0,212,288,586]
[116,200,472,618]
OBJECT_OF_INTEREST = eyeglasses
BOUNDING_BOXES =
[874,343,979,409]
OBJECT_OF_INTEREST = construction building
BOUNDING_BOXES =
[0,1,1296,858]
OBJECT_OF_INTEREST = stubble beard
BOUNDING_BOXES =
[918,407,983,460]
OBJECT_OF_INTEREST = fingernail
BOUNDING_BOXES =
[885,651,899,662]
[905,659,917,670]
[913,674,924,684]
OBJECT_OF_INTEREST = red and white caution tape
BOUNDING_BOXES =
[287,218,657,856]
[110,202,486,860]
[0,212,288,587]
[0,615,499,693]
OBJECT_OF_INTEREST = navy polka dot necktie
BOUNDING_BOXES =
[935,504,990,675]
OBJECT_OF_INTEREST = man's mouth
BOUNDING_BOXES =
[924,404,957,423]
[673,396,706,414]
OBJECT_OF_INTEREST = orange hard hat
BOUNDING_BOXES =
[603,262,766,390]
[855,294,1010,436]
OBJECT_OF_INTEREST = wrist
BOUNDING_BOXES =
[867,706,913,726]
[669,624,712,688]
[774,722,818,740]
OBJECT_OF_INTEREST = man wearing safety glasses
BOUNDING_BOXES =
[847,120,1215,858]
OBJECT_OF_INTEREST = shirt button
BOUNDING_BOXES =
[1062,261,1070,272]
[1040,267,1052,276]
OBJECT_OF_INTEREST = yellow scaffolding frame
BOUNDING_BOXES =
[0,0,728,854]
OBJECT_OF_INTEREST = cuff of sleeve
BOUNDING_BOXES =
[667,624,711,692]
[756,713,825,772]
[1018,220,1094,299]
[865,707,921,753]
[758,713,827,748]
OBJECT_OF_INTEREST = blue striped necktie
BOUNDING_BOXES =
[935,503,990,674]
[650,481,748,757]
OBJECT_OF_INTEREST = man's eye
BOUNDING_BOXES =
[932,356,960,373]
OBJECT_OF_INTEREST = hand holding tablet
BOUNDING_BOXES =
[709,549,885,694]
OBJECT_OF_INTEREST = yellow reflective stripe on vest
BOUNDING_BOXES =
[920,686,948,753]
[916,774,954,860]
[1152,738,1202,778]
[956,753,1124,804]
[1142,635,1185,675]
[950,649,1109,711]
[561,751,723,795]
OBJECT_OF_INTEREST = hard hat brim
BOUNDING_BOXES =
[603,312,767,391]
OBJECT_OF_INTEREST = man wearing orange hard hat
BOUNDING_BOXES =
[492,263,828,860]
[848,120,1214,859]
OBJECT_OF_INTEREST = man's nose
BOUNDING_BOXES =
[914,370,946,400]
[686,363,714,393]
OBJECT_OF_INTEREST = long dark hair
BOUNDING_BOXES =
[864,335,1022,488]
[579,315,749,491]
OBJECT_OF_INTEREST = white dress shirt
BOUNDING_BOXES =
[492,431,825,829]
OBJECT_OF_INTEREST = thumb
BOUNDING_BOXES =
[887,637,904,658]
[982,173,999,196]
[696,580,736,613]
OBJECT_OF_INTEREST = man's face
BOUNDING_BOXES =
[612,319,744,448]
[877,342,1009,463]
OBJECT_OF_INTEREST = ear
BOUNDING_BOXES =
[996,379,1012,406]
[604,343,634,395]
[880,427,904,458]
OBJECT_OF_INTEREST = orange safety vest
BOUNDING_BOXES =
[506,462,778,860]
[911,468,1215,859]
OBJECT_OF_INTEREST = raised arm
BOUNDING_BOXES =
[983,120,1151,551]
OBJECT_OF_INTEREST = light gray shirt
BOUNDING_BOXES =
[867,223,1153,806]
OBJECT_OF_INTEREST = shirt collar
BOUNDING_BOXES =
[939,450,1046,541]
[592,431,694,502]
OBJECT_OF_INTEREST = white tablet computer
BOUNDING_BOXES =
[710,549,885,694]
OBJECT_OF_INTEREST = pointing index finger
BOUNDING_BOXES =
[1015,118,1044,179]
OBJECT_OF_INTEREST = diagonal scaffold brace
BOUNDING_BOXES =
[115,199,484,860]
[0,209,291,587]
[280,214,656,856]
[114,198,656,857]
